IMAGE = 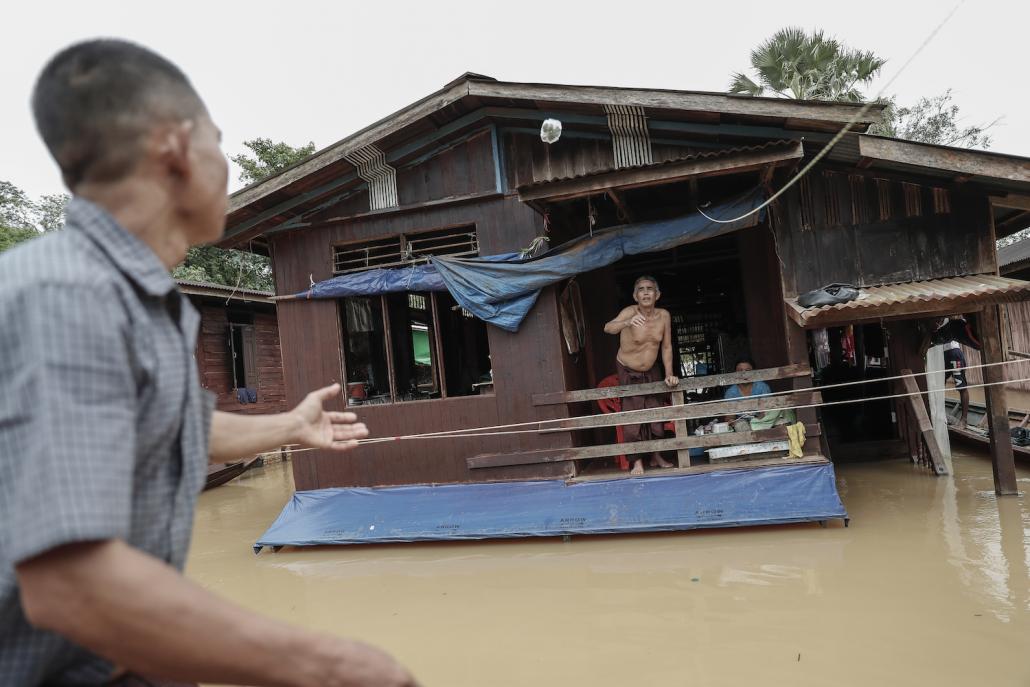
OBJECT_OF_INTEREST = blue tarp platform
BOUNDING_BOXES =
[254,461,846,550]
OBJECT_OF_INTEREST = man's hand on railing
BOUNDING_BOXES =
[665,375,679,388]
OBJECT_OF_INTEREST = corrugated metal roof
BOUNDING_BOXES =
[785,275,1030,327]
[175,279,275,301]
[518,139,800,189]
[998,239,1030,268]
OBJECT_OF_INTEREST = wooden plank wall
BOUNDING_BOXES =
[773,169,995,297]
[959,301,1030,393]
[271,193,574,490]
[192,299,287,416]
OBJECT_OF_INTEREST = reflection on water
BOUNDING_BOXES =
[187,450,1030,686]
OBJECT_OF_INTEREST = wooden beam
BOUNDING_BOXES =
[533,363,812,406]
[468,423,822,468]
[469,81,884,126]
[606,189,634,222]
[567,454,830,483]
[991,195,1030,212]
[670,390,689,467]
[858,135,1030,184]
[980,306,1019,495]
[518,142,803,203]
[996,211,1030,235]
[898,369,948,475]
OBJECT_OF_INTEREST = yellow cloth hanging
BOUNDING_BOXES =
[786,422,806,458]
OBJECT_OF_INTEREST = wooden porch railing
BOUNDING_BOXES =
[468,364,821,471]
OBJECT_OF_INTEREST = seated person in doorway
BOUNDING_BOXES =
[929,314,981,427]
[603,275,679,475]
[723,357,795,432]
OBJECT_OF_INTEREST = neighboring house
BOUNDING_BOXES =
[217,73,1030,496]
[959,232,1030,393]
[177,279,287,415]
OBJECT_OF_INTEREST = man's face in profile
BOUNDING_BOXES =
[180,113,229,245]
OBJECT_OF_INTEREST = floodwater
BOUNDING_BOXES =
[187,450,1030,686]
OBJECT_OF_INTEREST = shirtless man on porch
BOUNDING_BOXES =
[604,276,679,475]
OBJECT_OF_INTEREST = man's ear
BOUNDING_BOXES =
[155,120,195,181]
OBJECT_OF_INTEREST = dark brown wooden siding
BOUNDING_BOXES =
[271,195,574,490]
[504,131,615,189]
[773,170,996,297]
[191,298,287,416]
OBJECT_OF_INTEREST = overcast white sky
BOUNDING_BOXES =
[3,0,1026,200]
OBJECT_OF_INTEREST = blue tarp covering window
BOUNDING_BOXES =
[299,189,765,331]
[254,462,846,550]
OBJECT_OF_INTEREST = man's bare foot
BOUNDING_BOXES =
[630,460,644,475]
[654,456,675,468]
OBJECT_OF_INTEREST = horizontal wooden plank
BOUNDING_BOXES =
[859,135,1030,184]
[552,391,821,432]
[533,364,812,406]
[468,423,821,468]
[469,81,883,126]
[567,454,830,483]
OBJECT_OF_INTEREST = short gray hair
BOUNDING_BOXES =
[33,39,205,188]
[633,275,660,293]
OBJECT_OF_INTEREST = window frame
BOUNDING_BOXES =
[336,224,492,405]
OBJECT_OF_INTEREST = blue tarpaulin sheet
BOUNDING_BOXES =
[254,462,846,550]
[298,189,765,331]
[303,251,523,299]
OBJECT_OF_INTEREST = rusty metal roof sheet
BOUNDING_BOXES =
[175,279,275,302]
[785,275,1030,328]
[518,139,800,190]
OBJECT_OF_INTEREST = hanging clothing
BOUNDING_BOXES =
[842,325,856,366]
[812,329,831,371]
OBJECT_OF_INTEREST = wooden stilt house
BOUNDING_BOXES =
[218,75,1030,539]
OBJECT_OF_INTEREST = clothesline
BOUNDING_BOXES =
[354,357,1028,443]
[267,370,1030,457]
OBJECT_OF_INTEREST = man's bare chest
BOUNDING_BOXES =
[623,317,664,345]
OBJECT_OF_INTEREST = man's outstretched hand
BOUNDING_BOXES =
[290,383,369,450]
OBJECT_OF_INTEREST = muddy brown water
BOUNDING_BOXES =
[187,450,1030,686]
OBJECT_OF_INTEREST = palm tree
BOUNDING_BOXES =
[729,27,885,102]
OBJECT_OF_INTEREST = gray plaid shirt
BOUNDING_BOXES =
[0,199,215,685]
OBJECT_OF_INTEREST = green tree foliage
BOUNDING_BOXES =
[173,137,316,291]
[173,245,273,291]
[230,137,316,186]
[34,193,71,231]
[0,180,71,253]
[1,180,38,230]
[729,27,885,102]
[870,90,996,149]
[0,226,40,253]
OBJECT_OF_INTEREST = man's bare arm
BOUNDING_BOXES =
[209,383,367,464]
[662,312,678,387]
[604,306,643,334]
[17,540,415,687]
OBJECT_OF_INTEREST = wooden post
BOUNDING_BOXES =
[925,346,954,475]
[980,305,1019,495]
[899,370,948,475]
[784,317,824,456]
[671,390,690,468]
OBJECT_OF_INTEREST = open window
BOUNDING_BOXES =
[336,226,492,405]
[227,311,257,391]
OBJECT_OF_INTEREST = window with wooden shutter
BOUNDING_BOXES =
[333,226,478,275]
